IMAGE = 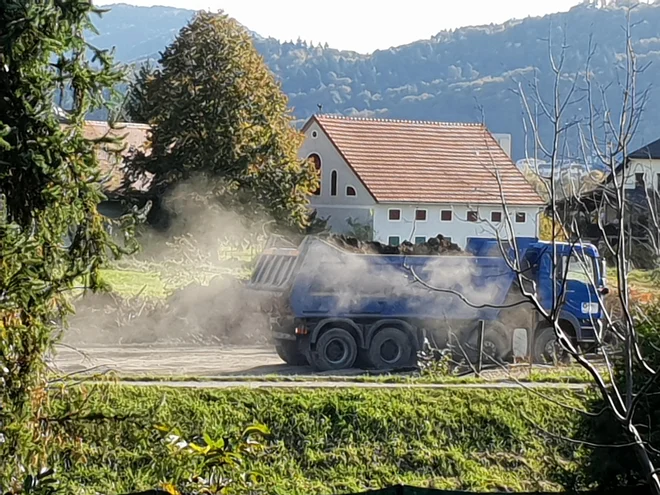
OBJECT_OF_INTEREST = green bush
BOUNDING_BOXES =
[578,303,660,488]
[41,385,592,494]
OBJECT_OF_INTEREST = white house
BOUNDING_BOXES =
[616,137,660,191]
[300,115,545,248]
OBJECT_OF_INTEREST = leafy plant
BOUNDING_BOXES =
[346,217,374,242]
[579,303,660,488]
[154,423,271,494]
[0,0,129,488]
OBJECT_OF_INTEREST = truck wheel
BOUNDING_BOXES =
[311,328,358,371]
[367,327,413,370]
[533,327,570,364]
[275,340,308,366]
[466,324,509,364]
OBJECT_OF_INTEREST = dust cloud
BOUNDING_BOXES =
[63,176,276,347]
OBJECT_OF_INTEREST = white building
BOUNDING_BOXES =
[300,115,545,248]
[617,137,660,191]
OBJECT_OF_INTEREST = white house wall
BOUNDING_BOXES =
[300,120,376,233]
[372,204,541,248]
[620,158,660,189]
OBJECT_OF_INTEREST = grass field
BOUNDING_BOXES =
[43,384,594,495]
[99,268,168,299]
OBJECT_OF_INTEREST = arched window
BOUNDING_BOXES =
[308,153,321,195]
[330,170,338,196]
[346,186,356,197]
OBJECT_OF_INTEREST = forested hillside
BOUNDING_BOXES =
[93,2,660,160]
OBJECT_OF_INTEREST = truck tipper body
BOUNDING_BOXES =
[248,235,607,371]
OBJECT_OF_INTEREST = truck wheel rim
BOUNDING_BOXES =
[380,339,402,364]
[326,339,348,364]
[483,341,497,358]
[544,340,561,363]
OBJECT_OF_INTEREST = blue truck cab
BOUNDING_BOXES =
[248,235,607,371]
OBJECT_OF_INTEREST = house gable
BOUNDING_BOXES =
[300,117,376,207]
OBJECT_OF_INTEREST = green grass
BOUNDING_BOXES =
[607,268,660,290]
[99,268,167,299]
[43,384,594,495]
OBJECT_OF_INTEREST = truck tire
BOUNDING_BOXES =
[367,327,413,370]
[311,328,358,371]
[533,327,570,364]
[465,324,509,364]
[275,340,308,366]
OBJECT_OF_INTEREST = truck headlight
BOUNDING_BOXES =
[581,302,600,315]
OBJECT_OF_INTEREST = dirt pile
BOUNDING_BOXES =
[326,234,463,255]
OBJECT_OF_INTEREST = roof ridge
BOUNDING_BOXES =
[316,114,484,127]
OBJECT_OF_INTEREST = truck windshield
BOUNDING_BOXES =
[563,253,596,284]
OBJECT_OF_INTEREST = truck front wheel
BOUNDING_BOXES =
[311,328,358,371]
[533,327,570,364]
[275,340,308,366]
[367,327,413,370]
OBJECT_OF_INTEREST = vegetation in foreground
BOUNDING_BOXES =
[0,0,131,487]
[43,385,591,495]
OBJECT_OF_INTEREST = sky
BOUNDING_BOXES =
[98,0,583,53]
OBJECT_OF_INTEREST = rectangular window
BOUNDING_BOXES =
[636,172,645,189]
[563,254,595,283]
[388,209,401,221]
[388,236,400,247]
[656,173,660,191]
[414,236,426,245]
[440,210,452,221]
[330,170,338,196]
[467,211,478,222]
[515,212,527,223]
[491,211,502,223]
[415,209,427,221]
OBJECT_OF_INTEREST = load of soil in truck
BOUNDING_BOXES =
[325,233,463,256]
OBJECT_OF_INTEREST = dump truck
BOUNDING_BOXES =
[247,235,608,371]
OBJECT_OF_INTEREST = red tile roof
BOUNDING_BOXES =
[308,115,544,206]
[67,121,153,193]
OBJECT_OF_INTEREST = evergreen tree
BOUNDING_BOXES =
[0,0,126,485]
[126,12,317,230]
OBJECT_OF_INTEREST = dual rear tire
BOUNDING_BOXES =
[462,322,510,364]
[311,328,358,371]
[310,326,414,372]
[366,327,414,370]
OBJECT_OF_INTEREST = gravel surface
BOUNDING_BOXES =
[50,344,592,391]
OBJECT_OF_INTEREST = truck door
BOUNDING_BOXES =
[557,251,600,341]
